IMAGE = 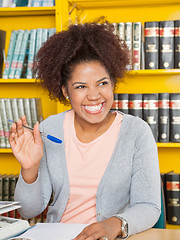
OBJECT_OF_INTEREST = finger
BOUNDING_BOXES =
[21,115,28,126]
[9,132,16,147]
[33,122,43,145]
[16,118,24,137]
[86,231,101,240]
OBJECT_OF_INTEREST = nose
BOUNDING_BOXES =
[87,87,101,100]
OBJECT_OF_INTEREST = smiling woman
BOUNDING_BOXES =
[10,20,161,240]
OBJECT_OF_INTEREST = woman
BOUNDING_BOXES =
[9,21,161,239]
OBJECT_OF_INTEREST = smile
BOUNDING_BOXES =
[84,103,103,113]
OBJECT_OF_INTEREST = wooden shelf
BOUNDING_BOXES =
[157,143,180,148]
[0,149,12,153]
[0,6,56,16]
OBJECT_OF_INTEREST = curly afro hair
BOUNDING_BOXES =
[34,21,130,104]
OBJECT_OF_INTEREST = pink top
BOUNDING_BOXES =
[61,110,123,224]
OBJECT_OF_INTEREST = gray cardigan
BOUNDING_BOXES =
[14,111,161,237]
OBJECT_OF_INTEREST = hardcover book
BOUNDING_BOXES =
[158,93,170,142]
[118,93,129,114]
[128,93,143,118]
[117,22,125,41]
[26,29,36,79]
[166,172,180,225]
[0,30,6,78]
[124,22,132,70]
[132,22,142,70]
[169,93,180,142]
[9,30,24,79]
[174,20,180,69]
[2,30,18,79]
[144,21,159,69]
[159,20,174,69]
[143,93,159,142]
[111,94,119,112]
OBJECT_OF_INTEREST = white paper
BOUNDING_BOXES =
[19,223,88,240]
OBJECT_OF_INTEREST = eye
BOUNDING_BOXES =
[99,81,109,86]
[74,85,86,89]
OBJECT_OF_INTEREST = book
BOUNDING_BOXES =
[30,98,43,127]
[117,22,125,41]
[118,93,129,114]
[158,93,170,142]
[0,30,6,78]
[4,98,13,134]
[26,29,36,79]
[0,114,6,148]
[144,21,159,69]
[169,93,180,142]
[166,172,180,225]
[132,22,142,70]
[124,22,132,70]
[15,30,30,79]
[0,201,21,215]
[2,30,18,79]
[143,93,159,142]
[111,94,119,111]
[159,20,174,69]
[174,20,180,69]
[128,93,143,118]
[10,98,19,123]
[9,30,24,79]
[17,98,25,119]
[0,99,10,148]
[0,215,31,240]
[23,98,32,127]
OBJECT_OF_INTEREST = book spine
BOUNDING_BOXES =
[2,175,9,201]
[29,98,38,127]
[159,20,174,69]
[158,93,170,142]
[169,93,180,142]
[112,23,117,35]
[111,94,119,111]
[0,30,6,78]
[117,22,125,41]
[4,98,13,133]
[144,21,159,69]
[128,93,143,118]
[0,98,10,148]
[0,114,6,148]
[35,98,43,123]
[10,98,19,122]
[9,30,24,79]
[48,28,56,38]
[166,173,180,225]
[143,93,159,142]
[2,30,17,79]
[124,22,132,70]
[35,28,43,55]
[15,30,30,79]
[41,28,48,45]
[118,93,129,114]
[26,29,36,79]
[132,22,142,70]
[0,175,3,201]
[174,20,180,69]
[23,98,32,128]
[17,98,25,118]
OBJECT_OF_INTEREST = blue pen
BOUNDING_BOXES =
[8,119,62,144]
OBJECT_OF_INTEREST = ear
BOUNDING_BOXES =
[62,85,68,99]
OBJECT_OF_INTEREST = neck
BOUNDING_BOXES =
[74,112,116,143]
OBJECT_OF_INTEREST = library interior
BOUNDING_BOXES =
[0,0,180,239]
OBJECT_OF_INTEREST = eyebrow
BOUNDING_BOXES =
[72,77,110,86]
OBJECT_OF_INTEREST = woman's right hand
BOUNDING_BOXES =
[9,115,43,183]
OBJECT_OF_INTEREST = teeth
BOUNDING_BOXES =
[85,104,102,112]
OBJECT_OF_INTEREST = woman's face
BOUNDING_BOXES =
[62,61,114,125]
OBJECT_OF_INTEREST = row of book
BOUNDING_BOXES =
[111,93,180,143]
[0,0,55,7]
[0,174,48,224]
[113,20,180,70]
[1,27,56,79]
[0,98,43,148]
[161,171,180,225]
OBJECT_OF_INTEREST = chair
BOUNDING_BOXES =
[153,181,166,229]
